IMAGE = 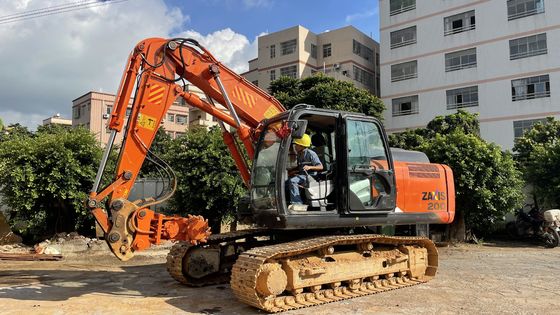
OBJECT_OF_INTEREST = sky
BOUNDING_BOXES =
[0,0,379,128]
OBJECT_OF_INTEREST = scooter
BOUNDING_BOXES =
[506,204,560,248]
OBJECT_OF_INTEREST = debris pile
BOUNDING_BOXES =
[0,212,23,245]
[35,232,106,256]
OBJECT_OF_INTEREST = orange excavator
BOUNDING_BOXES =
[86,37,455,312]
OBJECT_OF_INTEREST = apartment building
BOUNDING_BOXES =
[380,0,559,149]
[72,91,190,146]
[243,25,380,95]
[42,114,72,126]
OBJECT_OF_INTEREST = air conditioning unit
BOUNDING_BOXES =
[333,63,341,70]
[102,114,110,119]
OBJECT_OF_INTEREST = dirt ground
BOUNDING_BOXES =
[0,241,559,315]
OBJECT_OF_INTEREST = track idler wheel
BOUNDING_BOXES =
[256,263,288,297]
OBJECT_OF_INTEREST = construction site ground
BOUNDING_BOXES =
[1,241,559,315]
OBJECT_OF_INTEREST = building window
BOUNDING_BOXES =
[391,60,417,82]
[445,48,477,72]
[446,86,479,109]
[509,33,547,60]
[392,95,419,116]
[270,44,276,58]
[444,10,476,35]
[252,80,259,87]
[376,53,380,67]
[323,43,332,58]
[310,44,317,59]
[352,40,374,63]
[390,26,417,49]
[508,0,544,20]
[73,106,81,119]
[106,105,113,115]
[513,118,548,138]
[511,75,550,101]
[390,0,415,16]
[280,65,297,79]
[174,98,187,107]
[353,65,374,88]
[176,115,188,125]
[280,39,296,55]
[270,69,276,81]
[167,113,175,122]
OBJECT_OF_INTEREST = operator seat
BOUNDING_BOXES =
[311,133,331,170]
[305,133,334,210]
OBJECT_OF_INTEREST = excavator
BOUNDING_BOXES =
[86,37,455,312]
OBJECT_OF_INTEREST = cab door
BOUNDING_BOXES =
[344,117,396,213]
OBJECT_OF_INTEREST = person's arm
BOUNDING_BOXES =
[302,150,323,172]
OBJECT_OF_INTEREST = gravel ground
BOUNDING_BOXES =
[0,241,559,315]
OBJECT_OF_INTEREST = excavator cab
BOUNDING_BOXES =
[248,105,398,229]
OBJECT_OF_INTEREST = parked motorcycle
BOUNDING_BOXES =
[506,204,560,248]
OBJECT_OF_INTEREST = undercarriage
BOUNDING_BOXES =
[166,231,438,313]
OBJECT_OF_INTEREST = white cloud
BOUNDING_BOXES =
[177,28,260,73]
[242,0,273,8]
[0,0,257,128]
[345,8,378,23]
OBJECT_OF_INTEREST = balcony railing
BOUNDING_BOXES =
[392,107,419,117]
[391,73,417,82]
[508,8,544,21]
[447,101,478,110]
[445,61,477,72]
[390,39,416,49]
[390,4,416,16]
[510,48,547,60]
[512,91,550,101]
[444,24,475,36]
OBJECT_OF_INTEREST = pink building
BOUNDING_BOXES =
[72,91,190,145]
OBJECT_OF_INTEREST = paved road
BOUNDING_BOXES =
[1,242,559,314]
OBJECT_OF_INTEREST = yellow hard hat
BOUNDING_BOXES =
[293,134,311,147]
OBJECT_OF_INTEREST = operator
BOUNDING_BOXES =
[287,134,323,210]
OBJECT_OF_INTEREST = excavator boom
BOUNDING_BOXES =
[87,38,285,260]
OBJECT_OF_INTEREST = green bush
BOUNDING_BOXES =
[0,126,101,241]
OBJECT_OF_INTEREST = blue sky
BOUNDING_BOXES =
[165,0,380,41]
[0,0,379,128]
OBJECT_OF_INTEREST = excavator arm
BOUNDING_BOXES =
[86,38,285,260]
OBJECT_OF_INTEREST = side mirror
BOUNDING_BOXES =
[290,120,308,138]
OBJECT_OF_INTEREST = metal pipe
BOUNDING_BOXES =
[213,74,242,128]
[91,130,117,193]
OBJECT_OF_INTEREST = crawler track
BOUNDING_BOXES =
[230,234,437,313]
[166,229,268,286]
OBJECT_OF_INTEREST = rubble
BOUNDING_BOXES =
[0,212,23,245]
[34,232,107,256]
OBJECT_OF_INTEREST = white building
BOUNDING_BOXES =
[380,0,559,149]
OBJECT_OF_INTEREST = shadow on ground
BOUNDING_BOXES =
[0,263,255,314]
[482,239,553,249]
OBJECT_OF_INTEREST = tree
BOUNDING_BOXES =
[420,132,523,237]
[390,111,524,239]
[0,123,33,142]
[0,117,3,130]
[138,127,172,178]
[269,74,385,119]
[163,126,246,232]
[0,126,102,241]
[513,117,560,207]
